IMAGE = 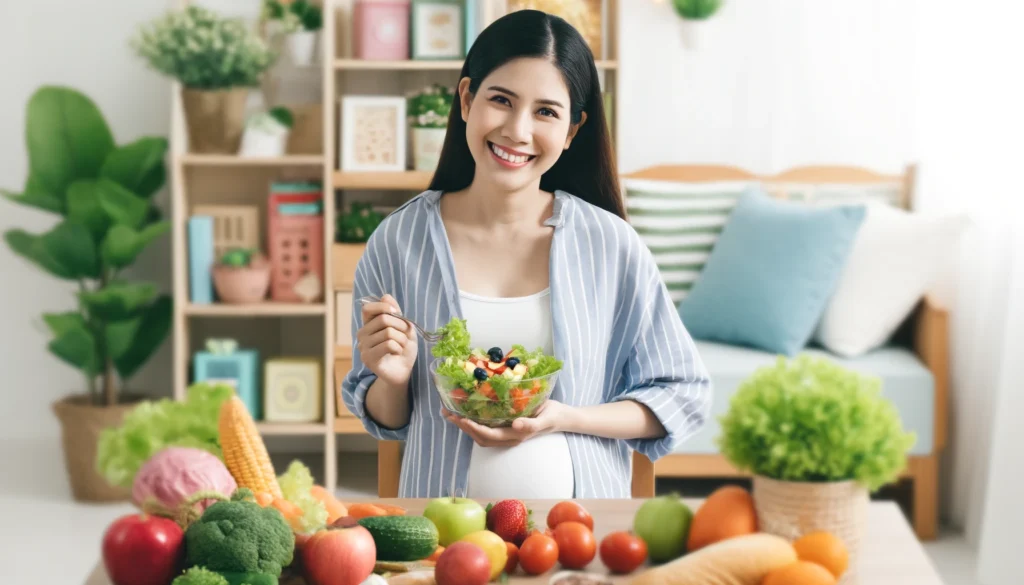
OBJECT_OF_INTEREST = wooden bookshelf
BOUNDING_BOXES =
[333,170,433,190]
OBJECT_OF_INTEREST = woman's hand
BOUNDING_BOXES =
[443,400,575,447]
[356,294,417,389]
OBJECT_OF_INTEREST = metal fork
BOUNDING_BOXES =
[357,295,446,342]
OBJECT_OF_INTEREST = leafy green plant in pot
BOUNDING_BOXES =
[2,86,173,502]
[717,354,916,583]
[132,5,277,153]
[212,248,272,304]
[263,0,323,66]
[670,0,723,49]
[407,83,455,172]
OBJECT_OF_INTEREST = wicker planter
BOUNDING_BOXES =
[753,475,868,584]
[52,394,143,502]
[181,87,249,154]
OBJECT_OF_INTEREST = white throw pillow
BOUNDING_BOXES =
[813,202,968,357]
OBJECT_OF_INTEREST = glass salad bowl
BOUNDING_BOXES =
[430,352,561,428]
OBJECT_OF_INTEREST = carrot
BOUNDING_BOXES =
[347,503,388,519]
[254,492,275,507]
[309,485,349,522]
[427,546,445,562]
[374,503,407,516]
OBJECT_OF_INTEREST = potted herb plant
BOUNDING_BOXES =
[263,0,323,66]
[132,5,277,153]
[717,354,916,583]
[212,248,272,304]
[407,83,455,172]
[239,106,294,158]
[2,86,172,502]
[671,0,722,49]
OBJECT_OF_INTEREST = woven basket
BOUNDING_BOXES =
[753,475,868,585]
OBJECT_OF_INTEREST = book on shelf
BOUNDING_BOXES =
[188,216,215,304]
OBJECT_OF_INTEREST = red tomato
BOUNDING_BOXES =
[546,501,594,530]
[599,531,648,574]
[504,541,519,574]
[553,521,596,569]
[518,533,559,575]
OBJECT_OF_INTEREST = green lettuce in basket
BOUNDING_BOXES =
[716,354,917,492]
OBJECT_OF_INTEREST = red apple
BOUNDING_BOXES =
[435,542,492,585]
[302,516,377,585]
[102,513,184,585]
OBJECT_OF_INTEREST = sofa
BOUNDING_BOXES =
[623,164,955,541]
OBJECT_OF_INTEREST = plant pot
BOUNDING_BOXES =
[181,87,250,154]
[239,121,290,158]
[753,475,868,585]
[679,18,711,50]
[287,30,320,66]
[52,394,143,502]
[212,264,272,304]
[411,127,447,172]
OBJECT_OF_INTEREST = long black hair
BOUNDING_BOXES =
[428,9,625,220]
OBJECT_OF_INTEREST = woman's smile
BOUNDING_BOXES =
[487,140,536,169]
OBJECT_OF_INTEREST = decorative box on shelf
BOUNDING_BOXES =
[194,339,261,419]
[268,182,325,303]
[352,0,410,60]
[264,358,323,423]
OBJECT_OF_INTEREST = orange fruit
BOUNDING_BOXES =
[686,485,758,551]
[762,561,837,585]
[793,532,849,578]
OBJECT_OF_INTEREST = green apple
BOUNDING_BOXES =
[633,492,693,562]
[423,497,487,546]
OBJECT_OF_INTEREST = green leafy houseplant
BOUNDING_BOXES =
[717,354,916,492]
[672,0,722,20]
[336,202,384,243]
[3,86,172,408]
[263,0,323,33]
[408,84,455,129]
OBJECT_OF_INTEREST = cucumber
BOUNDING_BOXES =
[357,515,440,561]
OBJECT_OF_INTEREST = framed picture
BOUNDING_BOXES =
[339,96,407,172]
[411,0,465,59]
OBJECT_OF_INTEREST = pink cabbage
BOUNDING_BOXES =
[132,446,237,514]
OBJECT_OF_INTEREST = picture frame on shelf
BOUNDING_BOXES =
[411,0,465,60]
[339,95,407,172]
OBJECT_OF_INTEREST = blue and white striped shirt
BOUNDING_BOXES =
[341,189,713,498]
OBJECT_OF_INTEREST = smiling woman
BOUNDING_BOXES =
[340,9,712,500]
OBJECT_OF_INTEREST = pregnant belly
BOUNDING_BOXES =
[466,432,575,499]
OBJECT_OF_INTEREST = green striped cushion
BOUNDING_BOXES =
[624,178,758,304]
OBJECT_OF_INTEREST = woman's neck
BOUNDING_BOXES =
[457,176,553,229]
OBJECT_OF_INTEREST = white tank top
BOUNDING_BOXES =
[458,287,576,499]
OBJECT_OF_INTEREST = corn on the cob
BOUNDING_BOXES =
[219,396,282,498]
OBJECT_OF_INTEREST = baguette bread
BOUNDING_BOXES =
[627,533,798,585]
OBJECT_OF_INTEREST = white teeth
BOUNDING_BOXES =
[490,142,531,165]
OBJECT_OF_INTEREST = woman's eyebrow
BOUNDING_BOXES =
[486,85,565,109]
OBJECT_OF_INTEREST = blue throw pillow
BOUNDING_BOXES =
[677,187,866,356]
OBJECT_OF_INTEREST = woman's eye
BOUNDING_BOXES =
[538,107,558,118]
[489,95,511,106]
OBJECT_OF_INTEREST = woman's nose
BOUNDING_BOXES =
[502,109,532,144]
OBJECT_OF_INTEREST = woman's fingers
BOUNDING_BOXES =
[442,409,527,447]
[364,325,410,350]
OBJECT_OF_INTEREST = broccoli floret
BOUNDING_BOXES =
[185,488,295,578]
[172,567,229,585]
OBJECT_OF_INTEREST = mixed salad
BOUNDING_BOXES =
[430,317,563,422]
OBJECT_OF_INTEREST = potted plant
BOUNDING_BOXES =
[239,106,294,158]
[263,0,323,66]
[717,355,916,582]
[132,5,277,153]
[670,0,722,49]
[212,248,272,304]
[336,202,384,244]
[2,86,172,502]
[407,83,454,172]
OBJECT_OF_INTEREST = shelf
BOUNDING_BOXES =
[183,303,327,317]
[256,422,327,435]
[335,417,369,434]
[334,58,618,71]
[333,170,432,191]
[177,154,325,166]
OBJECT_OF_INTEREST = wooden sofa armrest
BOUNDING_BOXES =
[913,295,950,453]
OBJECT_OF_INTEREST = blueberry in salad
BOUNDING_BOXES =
[430,317,563,423]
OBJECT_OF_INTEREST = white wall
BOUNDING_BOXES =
[618,0,917,175]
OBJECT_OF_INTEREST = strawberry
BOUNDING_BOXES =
[485,499,534,545]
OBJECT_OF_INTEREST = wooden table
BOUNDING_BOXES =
[86,498,945,585]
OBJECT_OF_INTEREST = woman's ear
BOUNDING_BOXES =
[564,111,588,150]
[458,77,473,122]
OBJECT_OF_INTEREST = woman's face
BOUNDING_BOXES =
[459,57,586,193]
